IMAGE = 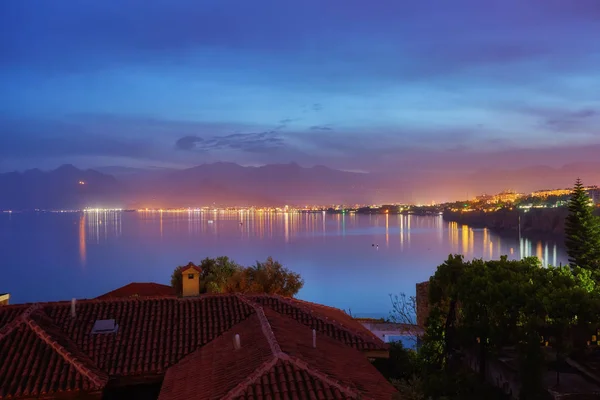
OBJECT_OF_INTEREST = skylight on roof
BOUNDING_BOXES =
[91,319,119,334]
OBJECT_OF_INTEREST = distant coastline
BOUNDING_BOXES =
[442,207,600,238]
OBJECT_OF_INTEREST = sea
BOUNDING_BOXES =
[0,210,568,317]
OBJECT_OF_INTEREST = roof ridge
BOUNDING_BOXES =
[283,354,368,400]
[233,295,367,399]
[21,293,239,305]
[221,356,280,400]
[0,303,41,342]
[272,294,384,346]
[235,295,282,356]
[25,314,108,388]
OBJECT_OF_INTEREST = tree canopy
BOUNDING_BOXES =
[565,178,600,274]
[385,254,600,399]
[171,256,304,297]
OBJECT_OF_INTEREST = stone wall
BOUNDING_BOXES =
[463,348,521,400]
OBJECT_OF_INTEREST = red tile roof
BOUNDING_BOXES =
[0,305,108,398]
[96,282,176,299]
[0,294,390,399]
[181,264,202,274]
[249,294,388,352]
[158,298,397,400]
[236,359,356,399]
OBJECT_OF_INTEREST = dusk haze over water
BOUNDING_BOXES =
[1,0,600,203]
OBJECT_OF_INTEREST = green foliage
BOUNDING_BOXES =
[170,256,304,297]
[404,253,600,399]
[226,256,304,296]
[565,178,600,273]
[170,264,187,296]
[373,342,421,382]
[391,376,425,400]
[198,256,241,294]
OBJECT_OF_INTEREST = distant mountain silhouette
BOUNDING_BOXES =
[0,165,122,210]
[130,162,377,207]
[0,163,378,209]
[3,162,596,209]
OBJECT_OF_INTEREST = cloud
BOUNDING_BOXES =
[0,117,156,160]
[175,135,203,150]
[545,109,598,132]
[175,131,285,153]
[309,125,333,131]
[513,107,600,133]
[0,114,257,168]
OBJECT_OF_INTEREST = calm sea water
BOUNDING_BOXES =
[0,211,567,316]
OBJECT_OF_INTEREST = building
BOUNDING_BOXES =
[95,282,175,299]
[415,282,430,328]
[0,293,9,306]
[588,186,600,205]
[181,262,202,297]
[0,284,395,399]
[493,190,523,204]
[355,318,423,348]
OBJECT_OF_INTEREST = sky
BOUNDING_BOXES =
[1,0,600,179]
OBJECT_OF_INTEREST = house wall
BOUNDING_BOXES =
[415,282,429,328]
[182,271,200,297]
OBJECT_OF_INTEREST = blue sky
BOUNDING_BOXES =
[1,0,600,174]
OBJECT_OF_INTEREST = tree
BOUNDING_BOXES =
[388,293,419,345]
[171,256,304,297]
[418,253,600,398]
[170,258,241,295]
[199,256,241,294]
[565,178,600,274]
[226,257,304,296]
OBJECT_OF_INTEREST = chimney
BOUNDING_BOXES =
[312,329,316,348]
[71,298,76,318]
[233,334,241,350]
[182,264,201,297]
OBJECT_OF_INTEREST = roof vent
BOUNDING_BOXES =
[91,319,119,334]
[312,329,316,348]
[233,334,241,350]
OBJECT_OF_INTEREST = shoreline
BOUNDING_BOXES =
[443,208,569,238]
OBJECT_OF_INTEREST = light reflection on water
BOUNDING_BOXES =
[0,212,566,315]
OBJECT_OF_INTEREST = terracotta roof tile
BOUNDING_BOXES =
[0,294,393,399]
[248,295,387,352]
[158,300,397,400]
[96,282,176,299]
[234,359,355,400]
[263,308,396,400]
[0,306,108,398]
[181,264,202,274]
[158,313,275,400]
[41,296,254,377]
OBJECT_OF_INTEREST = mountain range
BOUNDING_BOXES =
[1,162,599,210]
[0,163,380,210]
